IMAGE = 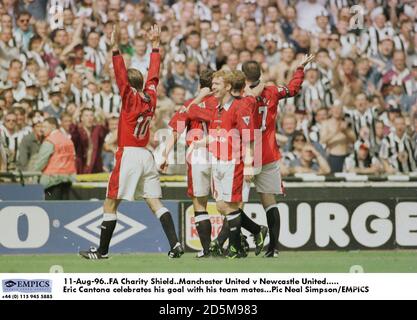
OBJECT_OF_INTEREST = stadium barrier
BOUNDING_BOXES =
[0,201,179,254]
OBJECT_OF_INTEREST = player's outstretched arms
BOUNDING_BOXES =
[277,54,315,99]
[144,25,161,106]
[111,24,130,96]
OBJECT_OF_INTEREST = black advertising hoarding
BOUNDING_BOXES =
[181,199,417,251]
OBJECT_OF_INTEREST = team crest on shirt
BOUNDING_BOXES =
[242,116,250,125]
[197,102,206,108]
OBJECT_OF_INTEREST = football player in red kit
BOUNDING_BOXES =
[160,69,218,257]
[210,54,314,257]
[206,70,260,258]
[243,54,314,257]
[80,25,184,260]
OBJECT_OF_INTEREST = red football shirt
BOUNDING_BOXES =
[169,95,218,146]
[253,67,305,164]
[113,50,160,148]
[208,96,255,161]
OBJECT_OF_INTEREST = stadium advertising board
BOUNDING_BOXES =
[183,200,417,251]
[0,185,44,201]
[0,201,179,254]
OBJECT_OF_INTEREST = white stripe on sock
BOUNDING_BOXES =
[156,207,169,219]
[103,213,117,221]
[194,214,210,223]
[265,204,279,213]
[226,212,240,221]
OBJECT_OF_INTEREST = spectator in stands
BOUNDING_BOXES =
[309,107,328,147]
[282,130,306,174]
[320,102,356,173]
[382,50,411,87]
[169,85,187,111]
[130,36,149,76]
[373,120,385,154]
[0,110,24,171]
[70,108,108,174]
[0,0,416,178]
[13,106,30,134]
[404,59,417,98]
[14,11,34,51]
[93,76,121,116]
[0,27,20,78]
[33,117,76,200]
[277,112,298,153]
[102,114,118,172]
[17,111,43,171]
[289,143,330,175]
[385,77,415,114]
[60,112,72,139]
[333,58,362,107]
[43,87,64,119]
[379,115,416,174]
[344,142,382,175]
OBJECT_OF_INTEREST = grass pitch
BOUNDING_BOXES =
[0,250,416,273]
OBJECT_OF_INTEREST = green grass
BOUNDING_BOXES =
[0,250,416,273]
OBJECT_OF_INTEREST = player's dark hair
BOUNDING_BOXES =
[242,60,261,82]
[44,117,59,129]
[127,69,144,91]
[231,70,246,92]
[199,68,214,89]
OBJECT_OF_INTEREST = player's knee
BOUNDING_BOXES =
[104,198,119,213]
[192,196,208,211]
[145,197,163,214]
[260,193,276,209]
[216,202,226,215]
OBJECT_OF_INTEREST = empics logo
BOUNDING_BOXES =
[4,280,17,288]
[2,279,52,293]
[64,207,146,246]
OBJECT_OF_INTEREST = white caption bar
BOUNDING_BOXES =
[1,273,417,300]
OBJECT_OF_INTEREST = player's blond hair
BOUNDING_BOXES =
[213,70,234,86]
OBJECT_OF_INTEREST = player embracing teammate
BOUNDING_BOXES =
[210,54,314,257]
[80,24,184,260]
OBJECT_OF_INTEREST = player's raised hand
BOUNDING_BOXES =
[148,24,161,49]
[300,54,315,68]
[110,24,119,50]
[198,87,212,98]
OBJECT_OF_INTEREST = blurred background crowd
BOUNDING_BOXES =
[0,0,417,178]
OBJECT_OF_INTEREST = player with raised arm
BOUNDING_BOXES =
[160,69,218,258]
[79,24,184,260]
[244,54,314,257]
[210,55,314,257]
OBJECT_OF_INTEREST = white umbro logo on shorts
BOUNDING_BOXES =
[148,84,156,91]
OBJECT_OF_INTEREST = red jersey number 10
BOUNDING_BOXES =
[134,115,152,139]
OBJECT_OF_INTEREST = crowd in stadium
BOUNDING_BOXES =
[0,0,417,178]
